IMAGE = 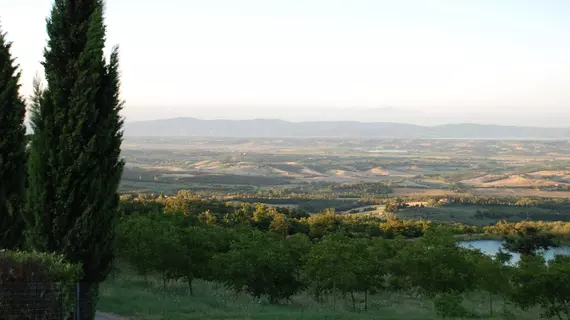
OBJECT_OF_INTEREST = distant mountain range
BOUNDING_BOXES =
[124,117,570,139]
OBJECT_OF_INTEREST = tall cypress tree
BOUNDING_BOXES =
[27,1,124,318]
[0,25,26,249]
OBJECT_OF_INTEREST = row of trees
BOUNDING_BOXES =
[1,1,123,318]
[128,180,570,200]
[120,194,463,239]
[122,189,570,214]
[115,211,570,318]
[119,191,570,242]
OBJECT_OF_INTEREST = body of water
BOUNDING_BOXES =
[458,240,570,264]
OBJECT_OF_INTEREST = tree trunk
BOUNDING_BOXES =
[554,309,563,320]
[489,292,493,316]
[187,277,194,296]
[549,299,563,320]
[75,282,98,320]
[350,291,356,312]
[364,290,368,312]
[332,281,337,311]
[553,305,563,320]
[314,289,321,303]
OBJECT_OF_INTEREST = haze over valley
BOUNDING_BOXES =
[124,117,570,139]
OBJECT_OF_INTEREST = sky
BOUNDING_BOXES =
[3,0,570,125]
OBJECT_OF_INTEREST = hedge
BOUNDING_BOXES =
[0,250,82,319]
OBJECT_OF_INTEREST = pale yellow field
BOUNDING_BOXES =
[368,167,390,176]
[482,175,568,188]
[191,160,223,170]
[300,167,326,176]
[471,188,570,197]
[390,188,461,196]
[460,174,505,186]
[526,170,570,178]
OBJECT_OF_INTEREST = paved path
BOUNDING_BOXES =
[95,312,125,320]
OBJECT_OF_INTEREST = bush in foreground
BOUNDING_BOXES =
[0,250,81,319]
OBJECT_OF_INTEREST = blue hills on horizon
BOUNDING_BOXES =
[123,117,570,139]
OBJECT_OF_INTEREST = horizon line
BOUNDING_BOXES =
[125,116,570,129]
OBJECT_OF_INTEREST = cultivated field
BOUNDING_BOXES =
[120,137,570,200]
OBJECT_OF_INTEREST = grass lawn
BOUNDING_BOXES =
[98,268,543,320]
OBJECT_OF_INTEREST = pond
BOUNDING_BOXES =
[458,240,570,264]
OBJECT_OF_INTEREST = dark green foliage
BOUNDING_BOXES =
[26,1,124,319]
[112,203,570,318]
[212,229,307,303]
[115,214,165,277]
[118,198,163,215]
[393,229,477,297]
[495,248,513,264]
[475,252,512,316]
[503,226,557,256]
[511,255,570,320]
[0,26,26,249]
[432,292,467,319]
[305,234,398,311]
[27,0,124,281]
[116,213,235,292]
[365,238,399,293]
[304,232,358,304]
[170,226,220,294]
[390,230,480,318]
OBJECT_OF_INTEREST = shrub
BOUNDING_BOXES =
[0,250,82,319]
[433,292,467,318]
[212,229,306,303]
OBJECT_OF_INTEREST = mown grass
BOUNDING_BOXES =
[98,268,544,320]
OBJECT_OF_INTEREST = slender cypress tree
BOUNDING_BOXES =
[27,1,124,318]
[0,25,26,249]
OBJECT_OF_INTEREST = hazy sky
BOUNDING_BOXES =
[3,0,570,124]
